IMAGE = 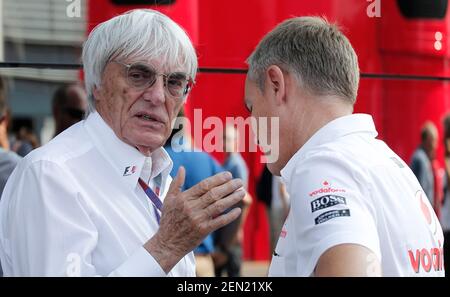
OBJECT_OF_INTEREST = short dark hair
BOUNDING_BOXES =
[52,84,72,111]
[52,83,86,110]
[443,114,450,139]
[420,121,437,143]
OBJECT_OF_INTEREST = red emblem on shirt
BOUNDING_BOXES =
[420,194,432,225]
[415,190,437,235]
[406,191,444,274]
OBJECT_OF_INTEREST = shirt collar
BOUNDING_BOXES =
[140,148,173,185]
[280,113,377,182]
[84,112,173,190]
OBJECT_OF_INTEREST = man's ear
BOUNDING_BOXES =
[265,65,286,106]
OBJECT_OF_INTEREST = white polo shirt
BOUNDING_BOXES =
[269,114,445,277]
[0,112,195,276]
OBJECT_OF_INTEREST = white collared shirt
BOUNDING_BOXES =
[0,112,195,276]
[269,114,444,277]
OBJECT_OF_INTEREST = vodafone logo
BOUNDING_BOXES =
[407,191,444,274]
[309,181,346,197]
[408,244,444,274]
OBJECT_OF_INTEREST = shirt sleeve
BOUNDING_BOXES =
[1,159,167,277]
[286,152,382,276]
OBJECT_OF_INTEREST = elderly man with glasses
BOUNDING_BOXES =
[0,9,245,277]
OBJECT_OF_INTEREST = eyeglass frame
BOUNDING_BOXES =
[112,60,195,99]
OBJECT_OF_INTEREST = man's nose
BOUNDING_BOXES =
[142,76,166,105]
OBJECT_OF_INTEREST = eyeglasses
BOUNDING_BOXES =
[113,61,194,99]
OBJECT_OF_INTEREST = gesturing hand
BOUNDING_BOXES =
[144,167,245,273]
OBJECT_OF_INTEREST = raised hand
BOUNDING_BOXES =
[144,167,245,273]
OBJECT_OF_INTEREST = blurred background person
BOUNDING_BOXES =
[0,77,11,152]
[214,124,252,277]
[410,122,438,208]
[441,114,450,271]
[9,125,38,157]
[0,76,22,195]
[164,113,225,277]
[9,83,87,156]
[432,153,444,220]
[256,166,289,253]
[52,83,88,137]
[0,75,21,277]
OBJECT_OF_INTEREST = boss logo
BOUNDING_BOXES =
[311,195,346,213]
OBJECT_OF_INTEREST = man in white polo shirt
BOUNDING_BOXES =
[0,9,245,276]
[244,16,444,276]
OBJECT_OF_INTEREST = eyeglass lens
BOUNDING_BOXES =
[127,63,192,98]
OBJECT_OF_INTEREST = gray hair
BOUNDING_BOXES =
[82,9,198,109]
[247,16,359,104]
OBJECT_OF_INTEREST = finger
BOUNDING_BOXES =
[204,188,245,219]
[185,171,232,198]
[208,207,242,232]
[199,178,243,208]
[167,166,185,195]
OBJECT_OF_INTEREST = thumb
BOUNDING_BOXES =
[168,166,185,195]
